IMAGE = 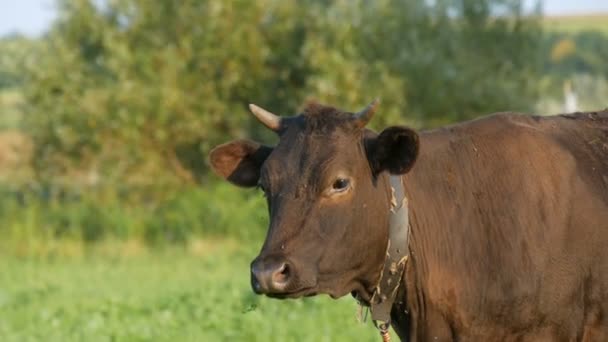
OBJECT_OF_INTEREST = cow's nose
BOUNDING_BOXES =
[250,257,292,294]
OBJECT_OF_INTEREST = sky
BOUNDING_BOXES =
[0,1,56,37]
[0,0,607,37]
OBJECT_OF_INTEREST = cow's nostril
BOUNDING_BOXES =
[251,257,294,294]
[273,262,290,285]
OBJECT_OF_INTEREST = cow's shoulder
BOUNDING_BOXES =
[428,110,607,154]
[420,112,555,161]
[423,112,547,140]
[460,111,551,136]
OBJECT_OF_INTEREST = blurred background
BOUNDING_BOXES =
[0,0,606,340]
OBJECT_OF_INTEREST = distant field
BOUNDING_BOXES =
[0,240,379,342]
[543,14,608,34]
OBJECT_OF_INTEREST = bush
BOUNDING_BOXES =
[0,182,268,248]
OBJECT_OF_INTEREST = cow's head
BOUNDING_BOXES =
[209,100,419,301]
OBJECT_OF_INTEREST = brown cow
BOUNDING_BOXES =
[209,100,608,341]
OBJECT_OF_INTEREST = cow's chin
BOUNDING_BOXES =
[265,288,318,300]
[265,284,356,300]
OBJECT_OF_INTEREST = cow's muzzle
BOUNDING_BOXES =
[250,255,293,295]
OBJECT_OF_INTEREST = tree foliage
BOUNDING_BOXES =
[21,0,543,187]
[544,30,608,81]
[0,35,40,89]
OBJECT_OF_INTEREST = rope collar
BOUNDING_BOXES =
[369,175,411,339]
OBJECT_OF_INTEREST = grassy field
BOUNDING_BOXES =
[543,14,608,34]
[0,240,379,342]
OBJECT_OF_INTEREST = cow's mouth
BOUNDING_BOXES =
[264,286,318,299]
[264,284,356,300]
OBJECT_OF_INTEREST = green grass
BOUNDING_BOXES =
[0,240,379,341]
[543,14,608,34]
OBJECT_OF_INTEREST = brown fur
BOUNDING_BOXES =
[395,111,608,341]
[209,105,608,341]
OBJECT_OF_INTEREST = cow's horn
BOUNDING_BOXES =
[354,98,380,128]
[249,104,281,132]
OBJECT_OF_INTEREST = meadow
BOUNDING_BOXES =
[0,239,379,341]
[0,182,380,341]
[543,14,608,34]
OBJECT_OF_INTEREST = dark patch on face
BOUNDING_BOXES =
[298,102,360,135]
[261,103,362,200]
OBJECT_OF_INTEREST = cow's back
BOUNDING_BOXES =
[546,111,608,206]
[404,110,608,341]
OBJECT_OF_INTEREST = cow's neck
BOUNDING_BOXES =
[390,264,414,341]
[352,172,426,340]
[386,185,425,342]
[391,133,455,341]
[383,164,442,341]
[389,239,426,342]
[363,174,413,338]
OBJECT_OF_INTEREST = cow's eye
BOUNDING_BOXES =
[332,178,350,192]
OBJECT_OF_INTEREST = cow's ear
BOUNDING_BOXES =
[368,126,419,175]
[209,139,273,187]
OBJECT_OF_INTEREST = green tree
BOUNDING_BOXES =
[21,0,543,190]
[24,0,284,186]
[0,34,39,89]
